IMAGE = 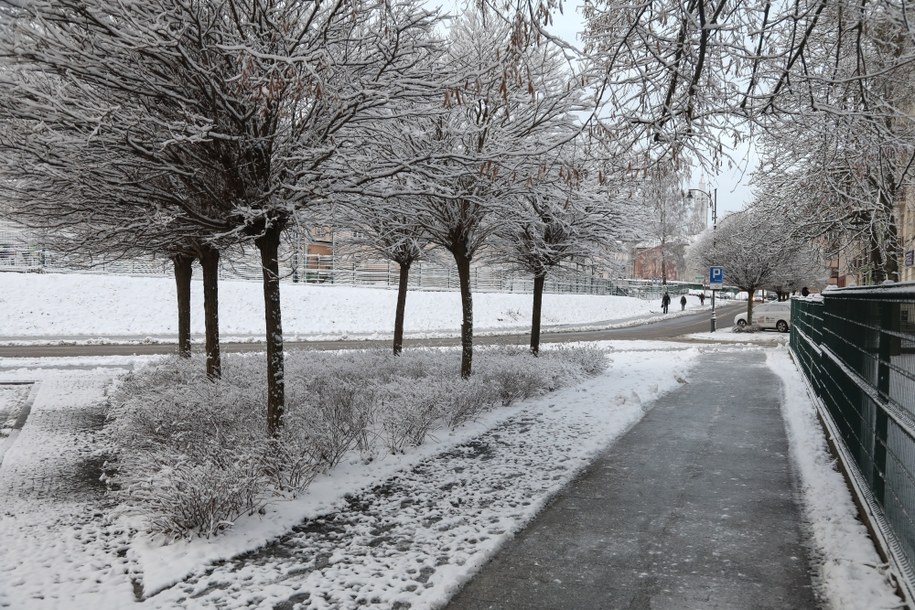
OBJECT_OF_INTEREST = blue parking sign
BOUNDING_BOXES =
[709,266,724,287]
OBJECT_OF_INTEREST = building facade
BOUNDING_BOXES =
[901,183,915,283]
[632,244,686,282]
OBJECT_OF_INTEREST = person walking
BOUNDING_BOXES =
[680,295,687,311]
[661,291,671,314]
[699,292,705,306]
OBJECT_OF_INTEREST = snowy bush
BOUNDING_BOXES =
[259,434,322,494]
[107,357,271,540]
[475,350,543,405]
[105,347,608,540]
[476,345,606,401]
[376,379,447,453]
[439,377,495,429]
[285,375,375,470]
[125,451,268,539]
[545,345,609,377]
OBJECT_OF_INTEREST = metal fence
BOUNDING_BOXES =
[791,284,915,600]
[0,225,704,300]
[299,256,693,298]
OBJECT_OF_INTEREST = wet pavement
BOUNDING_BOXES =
[0,303,749,359]
[446,350,820,610]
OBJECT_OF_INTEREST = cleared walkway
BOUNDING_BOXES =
[446,350,820,610]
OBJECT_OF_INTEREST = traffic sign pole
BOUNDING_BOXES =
[711,290,717,332]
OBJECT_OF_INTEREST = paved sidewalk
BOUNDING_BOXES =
[446,350,820,609]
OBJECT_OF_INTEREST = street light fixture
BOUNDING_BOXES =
[687,187,718,332]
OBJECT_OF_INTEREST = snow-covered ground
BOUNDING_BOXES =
[0,272,701,342]
[0,272,901,609]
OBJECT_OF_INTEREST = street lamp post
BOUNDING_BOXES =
[687,188,718,332]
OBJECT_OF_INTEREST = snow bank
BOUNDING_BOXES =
[767,348,902,609]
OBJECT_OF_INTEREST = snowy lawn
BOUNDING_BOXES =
[0,272,704,342]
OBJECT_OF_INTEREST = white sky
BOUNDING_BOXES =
[546,2,757,217]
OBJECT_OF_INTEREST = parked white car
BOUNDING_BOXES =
[734,302,791,332]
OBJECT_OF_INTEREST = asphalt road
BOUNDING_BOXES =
[0,301,747,359]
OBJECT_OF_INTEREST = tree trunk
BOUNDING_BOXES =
[746,291,756,326]
[393,261,411,355]
[869,229,887,284]
[878,195,901,282]
[660,240,667,285]
[885,222,900,282]
[199,245,221,379]
[530,273,545,356]
[256,225,285,436]
[172,253,194,358]
[454,251,473,379]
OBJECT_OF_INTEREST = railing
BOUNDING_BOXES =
[0,234,707,299]
[791,284,915,600]
[318,257,640,296]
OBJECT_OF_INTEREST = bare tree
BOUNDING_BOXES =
[688,209,799,325]
[638,166,692,285]
[330,195,434,355]
[0,113,228,371]
[399,9,585,378]
[582,0,915,282]
[0,84,237,377]
[0,0,443,434]
[765,245,828,300]
[754,2,915,282]
[581,1,765,170]
[493,146,635,354]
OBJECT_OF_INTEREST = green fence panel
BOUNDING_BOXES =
[791,284,915,591]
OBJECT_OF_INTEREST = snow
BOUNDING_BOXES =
[0,272,679,342]
[0,272,903,609]
[767,348,903,610]
[138,343,699,608]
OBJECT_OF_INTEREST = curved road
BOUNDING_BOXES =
[0,302,747,358]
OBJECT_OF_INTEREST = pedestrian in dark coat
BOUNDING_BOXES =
[680,295,687,311]
[699,293,705,306]
[661,291,671,314]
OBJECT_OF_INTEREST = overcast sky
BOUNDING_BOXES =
[432,0,756,219]
[544,2,756,218]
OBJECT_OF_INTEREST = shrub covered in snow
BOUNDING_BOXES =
[106,346,607,540]
[107,363,272,539]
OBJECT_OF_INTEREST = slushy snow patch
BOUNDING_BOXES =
[768,348,903,609]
